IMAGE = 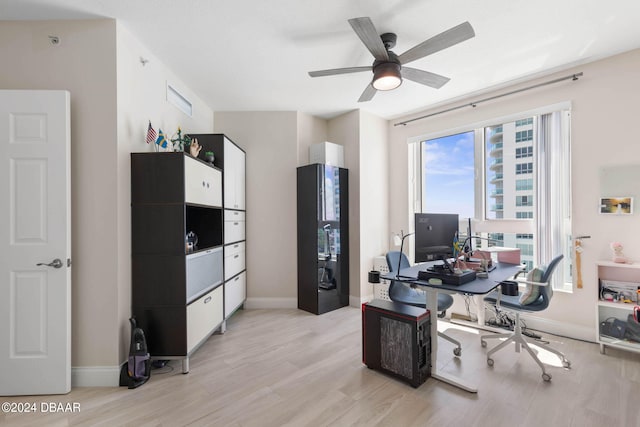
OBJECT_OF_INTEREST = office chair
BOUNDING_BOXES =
[385,251,462,356]
[480,255,571,381]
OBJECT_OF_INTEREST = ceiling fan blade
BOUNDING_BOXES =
[308,66,371,77]
[398,21,475,65]
[358,84,377,102]
[348,17,389,61]
[401,67,450,89]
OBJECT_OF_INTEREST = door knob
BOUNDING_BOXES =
[37,258,63,269]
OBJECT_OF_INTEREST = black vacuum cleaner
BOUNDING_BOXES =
[119,317,151,389]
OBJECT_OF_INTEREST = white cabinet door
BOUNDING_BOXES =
[225,272,246,318]
[185,155,222,207]
[223,137,245,210]
[224,209,245,244]
[224,241,245,281]
[186,286,223,353]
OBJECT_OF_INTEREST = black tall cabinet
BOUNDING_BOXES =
[297,164,349,314]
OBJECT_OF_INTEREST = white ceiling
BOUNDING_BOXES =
[3,0,640,119]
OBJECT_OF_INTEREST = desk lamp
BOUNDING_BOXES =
[393,230,414,279]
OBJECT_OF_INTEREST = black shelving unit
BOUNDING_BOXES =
[131,152,224,373]
[297,163,349,314]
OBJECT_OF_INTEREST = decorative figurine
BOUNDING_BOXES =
[189,138,202,158]
[170,127,192,152]
[610,241,629,263]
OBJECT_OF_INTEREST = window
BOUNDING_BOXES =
[420,131,475,218]
[516,212,533,219]
[515,129,533,142]
[517,234,533,239]
[413,106,572,291]
[516,195,533,206]
[516,147,533,158]
[516,178,533,191]
[516,162,533,175]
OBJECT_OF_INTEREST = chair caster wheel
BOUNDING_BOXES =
[487,358,494,367]
[562,360,571,369]
[481,340,487,348]
[542,373,552,382]
[453,347,461,357]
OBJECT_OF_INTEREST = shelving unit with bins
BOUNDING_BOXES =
[596,260,640,354]
[131,152,224,373]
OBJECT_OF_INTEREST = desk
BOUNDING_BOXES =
[383,262,524,393]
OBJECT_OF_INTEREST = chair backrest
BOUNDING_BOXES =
[537,254,564,307]
[385,251,410,274]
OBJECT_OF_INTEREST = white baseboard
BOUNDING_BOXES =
[453,312,596,343]
[246,296,371,310]
[350,294,372,308]
[72,365,121,387]
[519,313,595,342]
[244,297,297,309]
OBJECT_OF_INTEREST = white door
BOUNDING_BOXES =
[0,90,71,395]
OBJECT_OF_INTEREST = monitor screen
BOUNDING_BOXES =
[414,213,459,263]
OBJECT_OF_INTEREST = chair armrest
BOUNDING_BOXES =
[513,277,549,287]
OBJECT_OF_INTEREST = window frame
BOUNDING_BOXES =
[407,101,572,292]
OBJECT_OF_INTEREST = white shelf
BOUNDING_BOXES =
[597,260,640,269]
[598,335,640,354]
[597,300,636,311]
[597,261,640,355]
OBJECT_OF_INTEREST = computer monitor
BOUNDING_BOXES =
[414,213,459,263]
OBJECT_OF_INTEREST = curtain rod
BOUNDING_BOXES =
[393,72,583,127]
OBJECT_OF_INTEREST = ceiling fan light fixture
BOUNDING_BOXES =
[372,62,402,91]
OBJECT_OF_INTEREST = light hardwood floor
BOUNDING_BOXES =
[2,307,639,426]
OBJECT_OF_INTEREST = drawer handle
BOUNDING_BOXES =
[234,255,239,259]
[202,181,206,187]
[234,276,240,282]
[234,222,239,225]
[234,212,239,216]
[204,296,212,304]
[234,244,239,248]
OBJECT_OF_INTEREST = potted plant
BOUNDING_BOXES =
[204,151,215,164]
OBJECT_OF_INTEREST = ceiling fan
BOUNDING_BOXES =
[308,17,475,102]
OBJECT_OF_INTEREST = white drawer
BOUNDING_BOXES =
[186,286,223,353]
[184,156,222,207]
[224,242,245,280]
[224,218,245,244]
[225,272,246,318]
[224,210,245,221]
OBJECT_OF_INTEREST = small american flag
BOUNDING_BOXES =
[146,121,157,144]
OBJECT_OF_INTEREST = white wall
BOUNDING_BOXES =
[0,20,120,370]
[327,111,390,303]
[388,48,640,340]
[357,111,390,302]
[214,112,301,307]
[1,19,214,385]
[214,110,390,310]
[327,112,361,303]
[115,22,214,370]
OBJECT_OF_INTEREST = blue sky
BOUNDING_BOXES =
[422,131,475,219]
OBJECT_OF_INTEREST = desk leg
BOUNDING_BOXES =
[475,294,485,327]
[426,288,478,393]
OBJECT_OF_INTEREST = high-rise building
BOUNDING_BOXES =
[486,117,535,270]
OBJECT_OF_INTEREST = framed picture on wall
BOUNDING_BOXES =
[599,197,633,214]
